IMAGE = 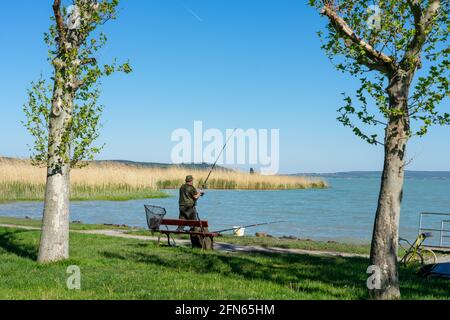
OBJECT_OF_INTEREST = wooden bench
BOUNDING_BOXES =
[157,219,220,250]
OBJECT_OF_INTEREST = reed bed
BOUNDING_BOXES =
[0,157,327,202]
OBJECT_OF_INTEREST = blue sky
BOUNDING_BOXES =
[0,0,449,173]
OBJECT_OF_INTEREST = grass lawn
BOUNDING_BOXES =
[0,226,448,300]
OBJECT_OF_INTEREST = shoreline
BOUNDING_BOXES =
[0,188,170,203]
[0,185,330,204]
[0,183,329,204]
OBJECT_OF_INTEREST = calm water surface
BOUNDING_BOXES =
[1,177,449,244]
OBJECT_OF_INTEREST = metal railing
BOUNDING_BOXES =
[419,212,450,249]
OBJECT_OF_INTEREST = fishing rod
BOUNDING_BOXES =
[213,220,287,234]
[195,128,237,246]
[201,128,237,190]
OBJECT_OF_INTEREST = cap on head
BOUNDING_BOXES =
[186,175,194,183]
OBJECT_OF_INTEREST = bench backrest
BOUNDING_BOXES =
[161,219,209,228]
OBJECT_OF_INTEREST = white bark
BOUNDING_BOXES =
[38,164,70,263]
[369,77,411,300]
[37,77,73,264]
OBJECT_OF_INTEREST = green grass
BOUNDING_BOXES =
[0,182,169,203]
[0,227,448,300]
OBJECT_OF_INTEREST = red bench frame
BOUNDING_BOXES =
[157,219,219,249]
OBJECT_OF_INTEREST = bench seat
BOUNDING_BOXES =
[160,230,220,237]
[156,219,218,250]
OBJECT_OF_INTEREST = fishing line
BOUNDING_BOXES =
[213,220,287,234]
[197,128,237,249]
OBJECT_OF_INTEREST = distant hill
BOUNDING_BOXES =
[0,156,230,172]
[291,171,450,180]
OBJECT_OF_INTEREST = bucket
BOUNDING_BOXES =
[233,226,246,237]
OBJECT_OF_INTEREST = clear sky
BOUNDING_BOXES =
[0,0,449,174]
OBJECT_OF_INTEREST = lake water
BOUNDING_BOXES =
[1,177,450,244]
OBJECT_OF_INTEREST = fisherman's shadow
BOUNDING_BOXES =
[0,230,38,260]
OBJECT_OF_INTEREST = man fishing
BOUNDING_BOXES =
[176,130,235,235]
[178,175,204,231]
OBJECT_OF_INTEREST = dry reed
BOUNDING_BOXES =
[0,157,327,202]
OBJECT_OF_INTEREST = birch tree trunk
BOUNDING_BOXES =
[369,76,411,300]
[38,75,73,264]
[33,0,129,263]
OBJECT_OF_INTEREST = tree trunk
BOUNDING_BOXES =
[369,77,411,300]
[38,162,71,263]
[38,77,73,264]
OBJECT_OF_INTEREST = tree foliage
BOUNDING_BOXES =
[309,0,449,144]
[24,0,132,168]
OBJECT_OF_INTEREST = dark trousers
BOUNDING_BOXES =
[179,206,211,249]
[179,206,198,222]
[178,206,198,232]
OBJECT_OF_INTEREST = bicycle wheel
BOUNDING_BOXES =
[401,251,424,267]
[419,249,437,265]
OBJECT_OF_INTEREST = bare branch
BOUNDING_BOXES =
[403,0,441,69]
[423,0,442,28]
[71,78,85,90]
[358,58,391,74]
[53,0,66,45]
[321,5,395,74]
[406,0,422,26]
[79,58,97,66]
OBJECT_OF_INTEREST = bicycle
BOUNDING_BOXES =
[399,232,437,267]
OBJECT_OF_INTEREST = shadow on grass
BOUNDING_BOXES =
[102,247,369,299]
[102,246,449,299]
[0,230,38,260]
[399,266,450,299]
